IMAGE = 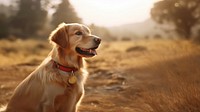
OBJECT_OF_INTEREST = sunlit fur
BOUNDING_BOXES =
[5,23,100,112]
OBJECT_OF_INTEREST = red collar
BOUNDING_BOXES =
[52,60,78,72]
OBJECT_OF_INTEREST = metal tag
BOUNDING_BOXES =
[68,71,77,84]
[68,76,77,84]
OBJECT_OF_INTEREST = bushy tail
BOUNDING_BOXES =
[0,105,6,112]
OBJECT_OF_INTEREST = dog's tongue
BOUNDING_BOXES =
[89,49,97,55]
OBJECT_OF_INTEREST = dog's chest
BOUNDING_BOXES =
[54,81,84,111]
[56,71,84,98]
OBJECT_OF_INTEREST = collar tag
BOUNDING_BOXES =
[68,71,77,84]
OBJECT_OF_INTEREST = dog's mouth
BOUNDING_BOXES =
[76,46,98,57]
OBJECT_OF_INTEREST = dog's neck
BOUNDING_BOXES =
[50,46,84,69]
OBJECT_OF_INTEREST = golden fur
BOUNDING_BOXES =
[4,23,101,112]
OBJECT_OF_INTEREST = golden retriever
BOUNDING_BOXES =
[4,23,101,112]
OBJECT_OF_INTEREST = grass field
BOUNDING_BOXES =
[0,39,200,112]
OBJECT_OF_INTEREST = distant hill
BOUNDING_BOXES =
[108,19,175,40]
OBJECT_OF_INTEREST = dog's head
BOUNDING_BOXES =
[49,23,101,58]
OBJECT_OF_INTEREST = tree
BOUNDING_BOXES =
[11,0,47,37]
[151,0,200,39]
[0,13,9,38]
[51,0,82,27]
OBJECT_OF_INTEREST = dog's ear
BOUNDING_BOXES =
[49,23,68,48]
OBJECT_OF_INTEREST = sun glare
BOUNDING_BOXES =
[70,0,155,27]
[0,0,156,27]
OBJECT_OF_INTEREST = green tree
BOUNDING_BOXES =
[11,0,47,37]
[151,0,200,39]
[51,0,82,27]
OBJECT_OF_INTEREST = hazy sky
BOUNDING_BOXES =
[0,0,156,27]
[70,0,156,27]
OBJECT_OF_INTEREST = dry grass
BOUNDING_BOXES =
[145,86,200,112]
[139,55,200,112]
[0,39,50,66]
[94,39,200,112]
[0,39,200,112]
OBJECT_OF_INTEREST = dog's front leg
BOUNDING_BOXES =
[72,105,78,112]
[42,94,56,112]
[42,103,55,112]
[71,108,76,112]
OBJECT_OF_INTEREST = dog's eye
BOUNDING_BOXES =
[75,31,83,35]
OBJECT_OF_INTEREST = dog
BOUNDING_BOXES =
[4,23,101,112]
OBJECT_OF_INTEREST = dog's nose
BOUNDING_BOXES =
[94,38,101,44]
